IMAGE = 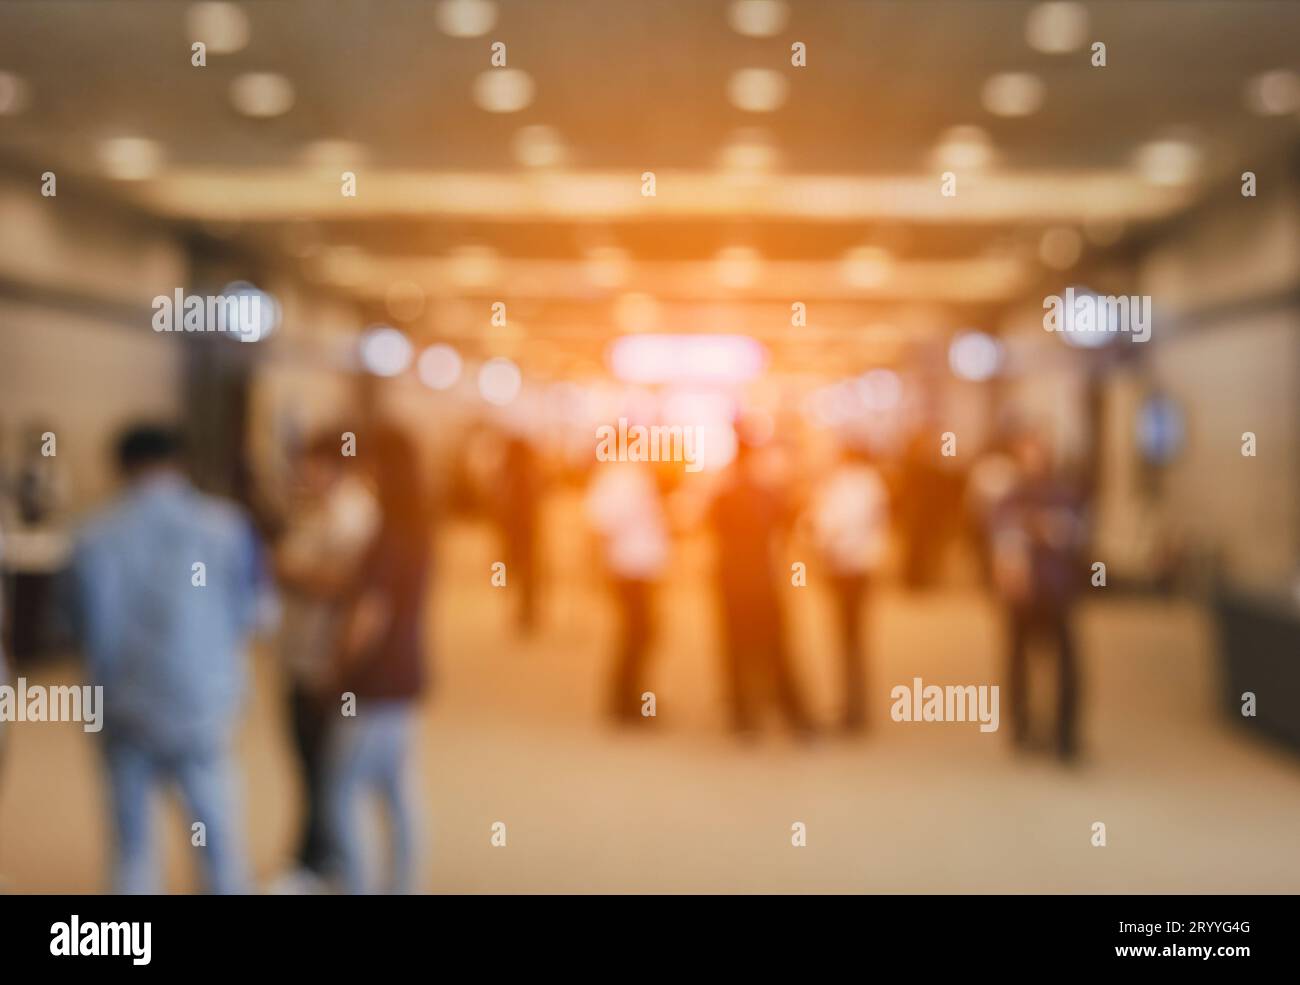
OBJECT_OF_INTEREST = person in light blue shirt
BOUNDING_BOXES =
[71,425,260,894]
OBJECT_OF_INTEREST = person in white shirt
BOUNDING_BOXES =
[585,461,669,723]
[808,444,889,731]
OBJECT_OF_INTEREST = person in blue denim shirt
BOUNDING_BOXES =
[71,425,260,893]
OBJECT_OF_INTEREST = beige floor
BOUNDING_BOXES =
[3,513,1300,893]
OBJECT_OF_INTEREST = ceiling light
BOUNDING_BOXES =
[727,0,789,37]
[608,334,768,385]
[1244,69,1300,116]
[727,68,788,113]
[841,246,893,289]
[446,246,501,289]
[96,137,164,180]
[948,331,1002,381]
[359,326,413,377]
[716,246,762,289]
[931,125,996,171]
[435,0,497,38]
[717,127,780,173]
[418,344,463,390]
[478,356,522,405]
[981,72,1045,117]
[229,72,295,118]
[512,124,567,168]
[186,2,250,55]
[300,139,369,171]
[1025,2,1088,54]
[473,68,535,113]
[1134,138,1201,187]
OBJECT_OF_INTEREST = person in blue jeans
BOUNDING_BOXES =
[71,425,260,894]
[325,424,431,894]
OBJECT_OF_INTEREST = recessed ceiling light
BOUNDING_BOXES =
[473,68,535,113]
[717,127,780,172]
[0,70,30,115]
[930,125,996,171]
[512,124,567,168]
[727,68,788,113]
[981,72,1045,117]
[1244,69,1300,116]
[187,2,250,55]
[229,72,295,118]
[1025,2,1088,54]
[841,247,893,289]
[1134,138,1201,187]
[436,0,498,38]
[96,137,164,180]
[727,0,789,38]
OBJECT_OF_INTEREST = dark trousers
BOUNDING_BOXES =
[288,681,333,872]
[720,592,811,733]
[831,574,868,729]
[1006,603,1080,759]
[507,542,538,632]
[609,578,653,721]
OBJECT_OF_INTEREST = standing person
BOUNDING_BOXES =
[326,425,432,895]
[584,461,669,723]
[496,435,541,634]
[898,432,946,589]
[271,433,379,893]
[70,425,260,894]
[808,443,889,731]
[708,437,813,737]
[991,430,1087,763]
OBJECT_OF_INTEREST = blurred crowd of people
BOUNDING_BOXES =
[2,421,432,894]
[578,421,1089,759]
[0,410,1091,894]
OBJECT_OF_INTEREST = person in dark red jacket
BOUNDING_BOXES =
[708,437,813,737]
[326,424,433,894]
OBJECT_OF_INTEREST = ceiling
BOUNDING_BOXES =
[1,0,1298,371]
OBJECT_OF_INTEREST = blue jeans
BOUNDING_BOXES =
[104,734,249,894]
[327,700,419,894]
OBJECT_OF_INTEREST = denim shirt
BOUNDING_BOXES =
[71,474,260,751]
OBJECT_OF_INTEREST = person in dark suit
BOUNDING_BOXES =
[708,437,813,737]
[991,430,1088,762]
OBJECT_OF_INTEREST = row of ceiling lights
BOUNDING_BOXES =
[3,0,1294,183]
